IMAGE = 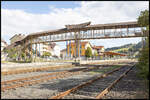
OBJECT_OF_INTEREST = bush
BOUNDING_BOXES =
[42,52,51,58]
[137,37,149,79]
[136,10,149,80]
[85,47,92,58]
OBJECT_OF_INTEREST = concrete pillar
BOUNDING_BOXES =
[69,40,71,58]
[39,43,40,57]
[31,39,33,62]
[76,39,78,58]
[79,40,81,59]
[35,43,37,61]
[66,41,68,58]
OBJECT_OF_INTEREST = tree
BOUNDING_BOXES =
[137,37,149,79]
[85,47,92,58]
[137,10,149,80]
[93,50,98,59]
[5,48,17,61]
[42,52,51,58]
[137,10,149,27]
[21,52,26,61]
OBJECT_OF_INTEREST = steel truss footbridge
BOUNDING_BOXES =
[11,21,148,61]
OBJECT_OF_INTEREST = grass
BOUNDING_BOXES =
[9,61,32,63]
[4,59,74,63]
[90,65,122,74]
[110,48,129,52]
[1,61,9,63]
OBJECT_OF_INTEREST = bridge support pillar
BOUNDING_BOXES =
[73,32,81,66]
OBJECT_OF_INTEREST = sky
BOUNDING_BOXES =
[1,1,149,49]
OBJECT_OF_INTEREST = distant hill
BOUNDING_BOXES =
[105,43,133,52]
[105,41,144,58]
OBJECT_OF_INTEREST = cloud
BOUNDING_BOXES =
[1,1,149,47]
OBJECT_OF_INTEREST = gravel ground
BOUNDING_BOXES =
[1,62,123,81]
[1,66,86,81]
[1,60,141,99]
[63,65,130,99]
[1,66,106,99]
[102,66,149,99]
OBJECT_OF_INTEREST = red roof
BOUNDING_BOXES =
[103,51,126,56]
[92,46,104,49]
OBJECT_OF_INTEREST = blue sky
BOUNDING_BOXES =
[1,1,149,49]
[1,1,80,14]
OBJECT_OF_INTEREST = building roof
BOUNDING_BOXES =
[65,22,91,29]
[87,21,137,28]
[1,38,8,46]
[9,34,26,40]
[92,46,104,49]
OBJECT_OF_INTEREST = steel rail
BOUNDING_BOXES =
[1,71,68,85]
[1,70,84,91]
[49,65,126,99]
[1,66,99,91]
[95,65,134,99]
[1,71,82,91]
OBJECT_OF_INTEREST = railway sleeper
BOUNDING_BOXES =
[50,64,134,99]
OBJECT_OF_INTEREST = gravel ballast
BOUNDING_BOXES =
[102,66,149,99]
[1,66,106,99]
[1,66,86,81]
[2,60,146,99]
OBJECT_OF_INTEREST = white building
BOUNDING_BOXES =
[49,43,61,58]
[60,49,67,59]
[32,42,60,58]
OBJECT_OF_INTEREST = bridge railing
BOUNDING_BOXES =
[25,29,144,44]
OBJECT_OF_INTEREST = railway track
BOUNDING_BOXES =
[1,66,104,92]
[2,64,74,76]
[50,64,135,99]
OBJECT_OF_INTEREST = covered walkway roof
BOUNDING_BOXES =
[18,21,139,42]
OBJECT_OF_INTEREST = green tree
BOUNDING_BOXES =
[85,47,92,58]
[137,10,149,80]
[93,50,98,59]
[5,48,17,61]
[42,52,51,58]
[21,52,26,60]
[94,51,98,57]
[137,37,149,79]
[137,10,149,27]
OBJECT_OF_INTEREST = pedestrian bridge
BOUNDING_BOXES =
[19,21,147,45]
[8,21,148,61]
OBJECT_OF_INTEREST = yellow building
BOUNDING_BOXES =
[67,41,93,57]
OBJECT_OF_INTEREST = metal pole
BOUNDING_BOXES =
[31,38,33,62]
[66,41,68,58]
[79,40,81,59]
[36,43,37,62]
